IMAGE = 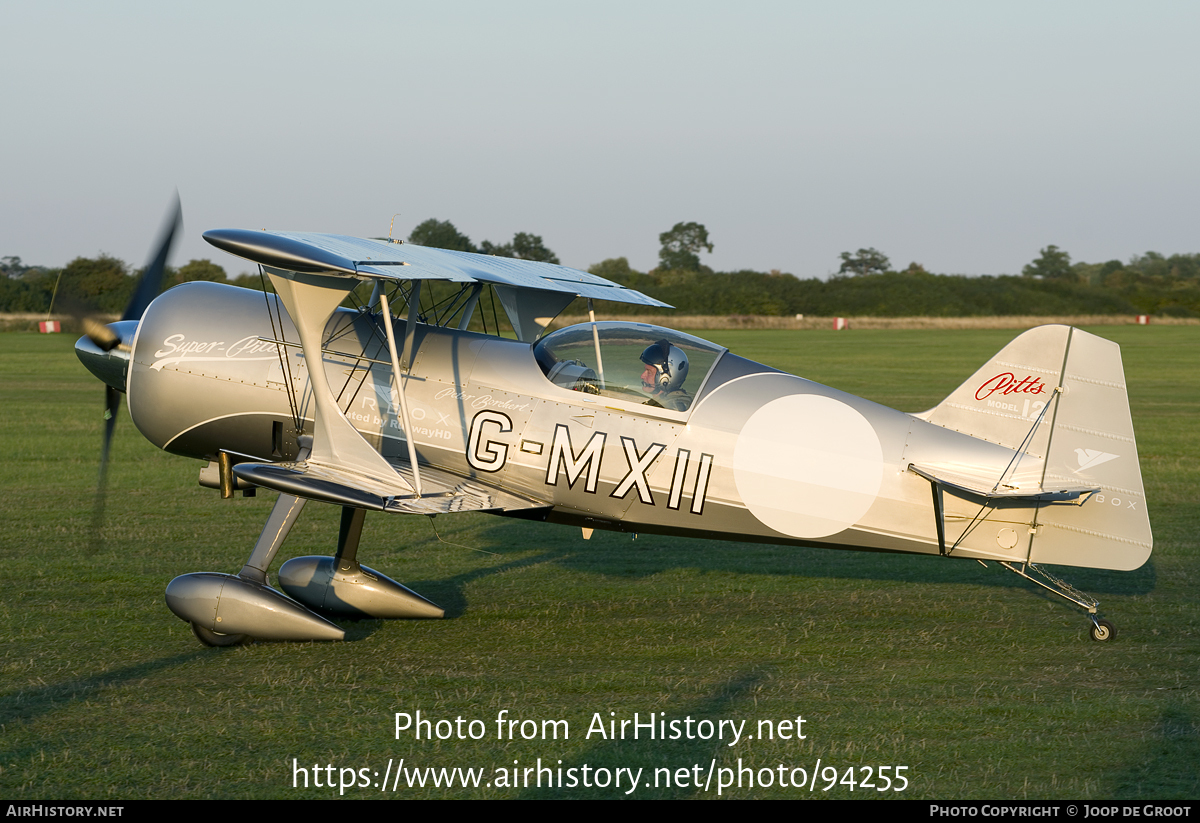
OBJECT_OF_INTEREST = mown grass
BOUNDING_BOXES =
[0,326,1197,799]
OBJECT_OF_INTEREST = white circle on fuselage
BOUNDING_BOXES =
[733,394,883,538]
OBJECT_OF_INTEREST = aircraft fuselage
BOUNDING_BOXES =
[122,281,1048,564]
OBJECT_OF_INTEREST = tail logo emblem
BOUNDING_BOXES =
[1075,449,1118,472]
[975,373,1047,401]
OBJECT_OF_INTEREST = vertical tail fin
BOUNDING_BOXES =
[921,326,1152,571]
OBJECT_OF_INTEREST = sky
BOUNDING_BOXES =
[3,1,1198,280]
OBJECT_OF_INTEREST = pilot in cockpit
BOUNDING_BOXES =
[640,339,691,411]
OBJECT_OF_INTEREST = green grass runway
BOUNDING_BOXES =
[1,326,1196,799]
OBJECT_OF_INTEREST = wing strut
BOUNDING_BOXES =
[378,285,423,496]
[457,283,483,330]
[266,268,414,492]
[588,298,606,388]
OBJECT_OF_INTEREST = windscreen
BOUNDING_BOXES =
[533,322,725,412]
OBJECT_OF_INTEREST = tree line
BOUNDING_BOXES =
[0,255,256,315]
[4,224,1200,319]
[589,243,1200,318]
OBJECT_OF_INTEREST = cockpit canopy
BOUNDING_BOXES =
[533,322,726,412]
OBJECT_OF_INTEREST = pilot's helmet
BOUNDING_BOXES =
[639,339,689,393]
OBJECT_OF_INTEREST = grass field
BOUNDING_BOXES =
[1,325,1197,799]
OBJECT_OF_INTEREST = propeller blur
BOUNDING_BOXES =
[75,196,180,551]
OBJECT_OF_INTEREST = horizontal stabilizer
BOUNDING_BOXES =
[908,463,1098,502]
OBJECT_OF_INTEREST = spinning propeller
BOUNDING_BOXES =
[76,195,182,550]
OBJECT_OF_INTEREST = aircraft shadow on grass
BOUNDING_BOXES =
[448,515,1150,592]
[330,513,1156,638]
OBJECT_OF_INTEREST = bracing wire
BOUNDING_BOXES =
[259,266,302,432]
[425,515,497,555]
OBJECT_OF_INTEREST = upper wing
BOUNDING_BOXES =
[204,226,657,520]
[203,229,670,308]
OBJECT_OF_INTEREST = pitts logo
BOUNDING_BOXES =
[974,373,1047,401]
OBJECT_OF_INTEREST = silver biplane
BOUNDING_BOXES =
[75,208,1152,646]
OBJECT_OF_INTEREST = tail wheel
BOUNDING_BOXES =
[191,622,247,647]
[1089,618,1116,642]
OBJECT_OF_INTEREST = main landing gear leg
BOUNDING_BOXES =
[239,493,307,585]
[165,490,346,644]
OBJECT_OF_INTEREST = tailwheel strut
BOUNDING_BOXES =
[997,561,1116,642]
